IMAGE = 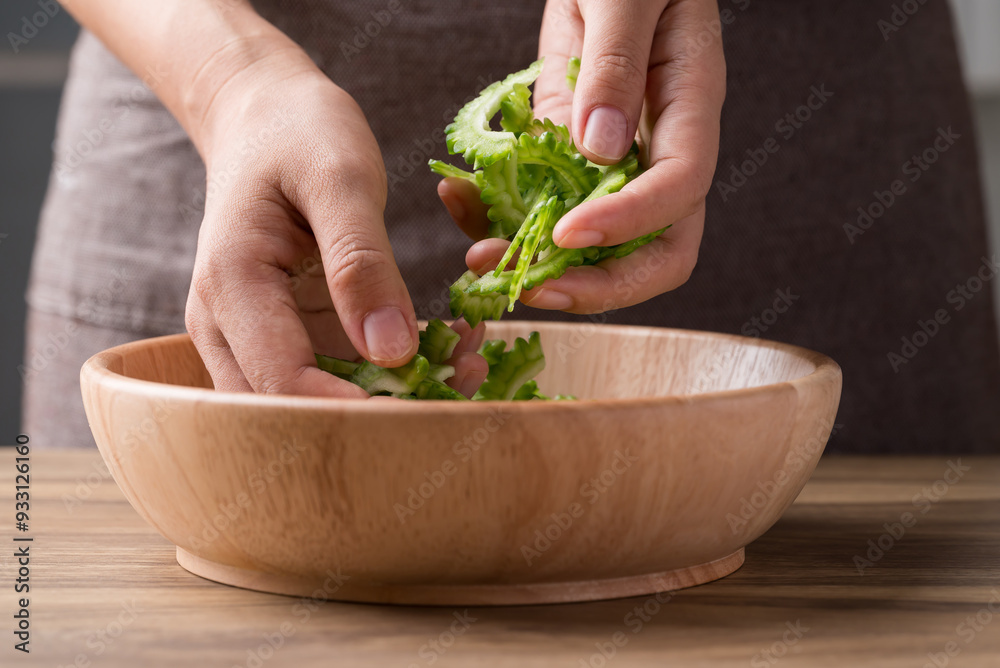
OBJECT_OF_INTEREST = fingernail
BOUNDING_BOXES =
[556,228,604,248]
[471,259,499,275]
[525,288,574,310]
[363,307,413,363]
[442,195,465,224]
[582,106,630,161]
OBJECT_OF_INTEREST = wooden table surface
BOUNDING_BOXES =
[2,450,998,667]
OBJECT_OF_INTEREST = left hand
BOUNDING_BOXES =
[438,0,726,314]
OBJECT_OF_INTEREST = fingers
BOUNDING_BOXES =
[551,153,712,248]
[534,0,583,128]
[522,205,705,314]
[438,177,492,241]
[186,226,369,398]
[447,352,489,398]
[463,206,702,315]
[283,126,418,368]
[552,0,725,248]
[448,318,487,355]
[466,238,516,275]
[445,319,488,398]
[184,295,253,393]
[572,1,662,164]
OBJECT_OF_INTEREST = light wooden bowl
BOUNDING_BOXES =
[80,322,841,606]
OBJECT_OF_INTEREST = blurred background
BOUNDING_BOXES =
[0,0,998,439]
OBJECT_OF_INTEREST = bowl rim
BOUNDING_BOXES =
[80,321,842,413]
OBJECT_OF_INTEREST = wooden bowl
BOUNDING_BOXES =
[80,322,841,605]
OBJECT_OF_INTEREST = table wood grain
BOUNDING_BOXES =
[2,450,998,667]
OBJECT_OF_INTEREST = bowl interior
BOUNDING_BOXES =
[103,322,825,400]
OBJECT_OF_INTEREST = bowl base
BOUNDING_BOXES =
[175,547,745,606]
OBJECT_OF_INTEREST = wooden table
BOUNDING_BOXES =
[2,450,998,667]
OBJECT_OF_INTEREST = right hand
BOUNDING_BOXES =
[184,51,488,397]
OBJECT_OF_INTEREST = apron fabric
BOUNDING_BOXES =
[22,0,1000,452]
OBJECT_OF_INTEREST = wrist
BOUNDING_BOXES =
[174,16,320,158]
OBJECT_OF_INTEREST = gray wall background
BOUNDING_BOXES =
[0,1,998,440]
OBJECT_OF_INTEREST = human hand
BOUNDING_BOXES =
[438,0,726,314]
[185,50,487,397]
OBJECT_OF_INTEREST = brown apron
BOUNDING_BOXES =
[23,0,1000,452]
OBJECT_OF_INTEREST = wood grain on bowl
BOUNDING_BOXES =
[80,322,842,605]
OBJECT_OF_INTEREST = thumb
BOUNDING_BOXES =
[573,2,660,164]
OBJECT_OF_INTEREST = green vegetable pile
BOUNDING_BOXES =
[316,58,661,400]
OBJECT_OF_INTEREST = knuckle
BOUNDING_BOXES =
[183,296,223,354]
[191,266,220,305]
[324,235,395,294]
[687,167,714,208]
[667,157,713,217]
[590,48,647,92]
[323,151,387,202]
[183,303,203,341]
[252,364,307,396]
[674,249,698,287]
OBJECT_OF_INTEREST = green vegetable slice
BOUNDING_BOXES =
[418,318,461,364]
[449,270,509,328]
[515,132,600,198]
[445,59,544,168]
[500,83,534,134]
[350,355,429,396]
[428,159,482,186]
[473,332,546,401]
[314,354,359,380]
[481,158,527,238]
[512,380,549,401]
[525,118,572,145]
[413,378,467,400]
[566,56,580,91]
